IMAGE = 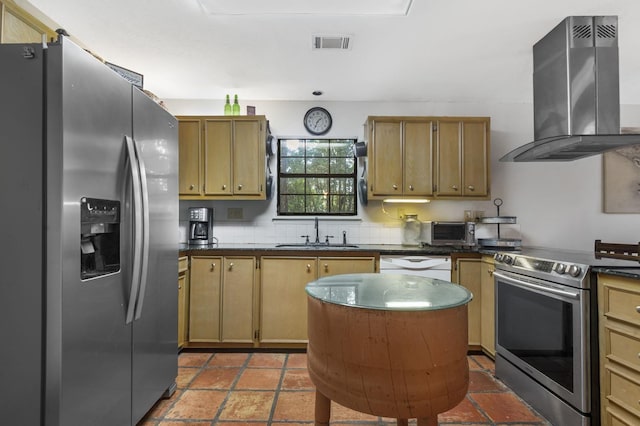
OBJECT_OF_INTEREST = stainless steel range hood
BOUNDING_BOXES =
[501,16,640,162]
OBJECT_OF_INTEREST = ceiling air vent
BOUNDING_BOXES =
[313,35,352,50]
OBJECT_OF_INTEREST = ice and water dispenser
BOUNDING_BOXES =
[80,197,120,279]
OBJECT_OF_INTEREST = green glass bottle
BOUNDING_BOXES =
[232,94,240,115]
[224,94,231,115]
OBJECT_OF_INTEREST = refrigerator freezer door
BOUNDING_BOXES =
[131,88,179,424]
[47,38,134,426]
[0,43,46,426]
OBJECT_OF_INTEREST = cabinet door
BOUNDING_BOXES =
[178,257,190,348]
[221,257,255,343]
[455,258,481,347]
[260,257,316,343]
[404,120,434,196]
[462,120,489,197]
[435,120,462,196]
[318,257,376,277]
[480,256,495,357]
[370,119,403,196]
[1,5,49,43]
[233,119,264,196]
[189,256,222,342]
[204,119,232,195]
[178,119,202,195]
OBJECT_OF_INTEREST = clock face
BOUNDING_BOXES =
[304,107,332,135]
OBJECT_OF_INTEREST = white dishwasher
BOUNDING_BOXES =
[379,255,452,281]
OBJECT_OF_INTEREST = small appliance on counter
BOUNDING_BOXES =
[420,221,476,247]
[188,207,214,245]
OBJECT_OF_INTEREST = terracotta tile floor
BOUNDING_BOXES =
[139,351,552,426]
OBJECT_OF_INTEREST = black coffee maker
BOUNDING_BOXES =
[188,207,213,245]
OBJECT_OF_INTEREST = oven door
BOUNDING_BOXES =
[494,270,590,413]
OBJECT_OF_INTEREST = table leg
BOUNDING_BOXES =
[396,419,409,426]
[417,417,438,426]
[314,390,331,426]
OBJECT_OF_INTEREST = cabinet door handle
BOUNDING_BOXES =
[324,263,329,272]
[306,264,311,272]
[468,185,475,191]
[228,262,234,271]
[409,184,414,191]
[222,184,227,190]
[189,184,195,190]
[452,185,459,190]
[238,184,243,190]
[636,306,640,313]
[210,263,216,271]
[392,184,398,190]
[488,269,493,277]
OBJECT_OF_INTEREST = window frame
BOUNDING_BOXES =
[276,138,358,216]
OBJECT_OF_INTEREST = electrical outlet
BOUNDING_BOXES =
[227,207,243,220]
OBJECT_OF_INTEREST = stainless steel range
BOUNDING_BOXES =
[493,248,637,426]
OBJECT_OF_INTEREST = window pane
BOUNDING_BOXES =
[306,140,329,157]
[306,157,329,174]
[306,177,329,194]
[280,158,305,174]
[330,178,354,194]
[279,194,306,213]
[330,195,355,213]
[280,177,305,194]
[331,140,354,157]
[330,157,355,174]
[306,195,328,213]
[281,139,304,156]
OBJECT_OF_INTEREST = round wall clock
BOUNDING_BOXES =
[303,107,332,135]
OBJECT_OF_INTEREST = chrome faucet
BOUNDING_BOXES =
[314,217,320,243]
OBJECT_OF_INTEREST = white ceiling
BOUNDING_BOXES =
[18,0,640,104]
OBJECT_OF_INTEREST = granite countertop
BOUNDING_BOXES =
[178,242,484,256]
[593,267,640,280]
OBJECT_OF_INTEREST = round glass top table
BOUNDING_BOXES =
[305,273,473,426]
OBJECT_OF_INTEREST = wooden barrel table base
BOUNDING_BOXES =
[306,288,470,426]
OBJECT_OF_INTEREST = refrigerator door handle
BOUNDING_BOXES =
[125,135,143,324]
[133,137,150,321]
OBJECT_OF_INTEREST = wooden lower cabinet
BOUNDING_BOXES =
[479,255,495,357]
[599,273,640,426]
[260,256,377,344]
[454,257,481,348]
[188,255,256,344]
[178,256,190,348]
[260,257,317,344]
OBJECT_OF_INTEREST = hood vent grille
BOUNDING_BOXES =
[313,35,352,50]
[573,24,591,39]
[597,24,616,39]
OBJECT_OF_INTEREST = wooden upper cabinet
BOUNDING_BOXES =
[435,117,490,198]
[368,117,433,199]
[178,115,268,200]
[367,116,489,201]
[1,1,55,44]
[178,118,202,195]
[204,119,232,196]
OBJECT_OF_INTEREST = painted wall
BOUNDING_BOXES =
[165,98,640,250]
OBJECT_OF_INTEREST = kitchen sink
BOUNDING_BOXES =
[275,243,359,249]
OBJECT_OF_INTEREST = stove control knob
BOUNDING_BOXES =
[568,265,582,277]
[503,255,514,265]
[494,253,502,262]
[554,263,567,274]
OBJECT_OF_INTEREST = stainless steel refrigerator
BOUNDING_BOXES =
[0,35,178,425]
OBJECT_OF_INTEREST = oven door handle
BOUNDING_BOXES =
[493,271,580,300]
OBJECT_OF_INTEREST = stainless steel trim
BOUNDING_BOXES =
[134,137,150,321]
[125,135,143,325]
[493,270,580,300]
